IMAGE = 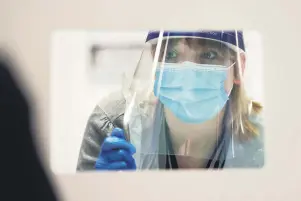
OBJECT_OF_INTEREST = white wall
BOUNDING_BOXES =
[50,31,264,174]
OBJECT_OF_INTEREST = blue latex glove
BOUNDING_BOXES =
[95,128,137,170]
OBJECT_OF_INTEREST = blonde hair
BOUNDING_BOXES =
[229,54,263,141]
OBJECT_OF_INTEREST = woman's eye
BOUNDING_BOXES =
[166,50,178,60]
[201,51,218,60]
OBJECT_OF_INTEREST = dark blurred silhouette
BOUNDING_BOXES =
[0,52,58,201]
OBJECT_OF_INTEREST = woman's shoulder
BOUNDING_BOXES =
[225,112,265,168]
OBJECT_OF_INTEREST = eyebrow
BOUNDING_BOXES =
[161,38,229,50]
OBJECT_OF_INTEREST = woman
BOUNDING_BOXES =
[76,30,264,171]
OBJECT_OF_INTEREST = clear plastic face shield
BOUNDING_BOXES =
[123,31,246,169]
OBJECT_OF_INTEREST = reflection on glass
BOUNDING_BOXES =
[66,30,264,172]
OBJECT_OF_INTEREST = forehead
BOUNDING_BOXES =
[153,38,232,51]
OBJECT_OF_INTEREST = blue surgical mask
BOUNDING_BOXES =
[154,61,233,124]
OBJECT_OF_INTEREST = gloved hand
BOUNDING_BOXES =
[95,128,137,170]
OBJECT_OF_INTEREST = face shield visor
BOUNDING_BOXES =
[123,31,246,168]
